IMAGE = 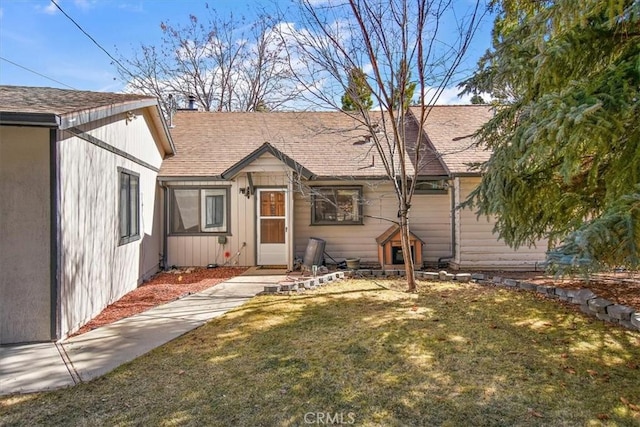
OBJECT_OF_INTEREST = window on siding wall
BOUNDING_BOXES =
[201,189,227,232]
[170,188,229,234]
[205,195,224,227]
[118,168,140,245]
[414,179,448,194]
[311,187,363,225]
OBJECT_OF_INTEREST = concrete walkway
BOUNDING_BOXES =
[0,271,285,396]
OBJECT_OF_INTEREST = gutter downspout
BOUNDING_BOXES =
[450,178,458,267]
[437,178,457,269]
[160,183,169,271]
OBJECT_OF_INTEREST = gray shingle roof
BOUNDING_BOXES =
[161,110,455,179]
[409,105,494,175]
[0,85,174,154]
[0,85,154,115]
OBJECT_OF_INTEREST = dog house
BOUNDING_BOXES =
[376,225,424,270]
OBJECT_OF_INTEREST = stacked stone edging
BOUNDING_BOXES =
[262,271,346,294]
[476,274,640,332]
[345,269,639,332]
[264,268,640,332]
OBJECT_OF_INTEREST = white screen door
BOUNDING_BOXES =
[257,189,288,265]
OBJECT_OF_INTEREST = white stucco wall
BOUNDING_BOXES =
[58,109,166,338]
[0,126,51,344]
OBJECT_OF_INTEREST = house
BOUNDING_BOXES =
[0,86,174,345]
[408,106,549,270]
[159,106,547,271]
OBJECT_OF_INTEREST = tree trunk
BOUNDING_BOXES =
[399,211,417,292]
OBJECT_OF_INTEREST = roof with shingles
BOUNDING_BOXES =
[375,224,425,245]
[0,85,175,154]
[0,85,155,115]
[409,105,494,175]
[161,110,457,179]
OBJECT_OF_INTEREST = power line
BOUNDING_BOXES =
[0,56,77,89]
[50,0,134,78]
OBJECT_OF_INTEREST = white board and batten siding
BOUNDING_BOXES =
[293,180,452,265]
[453,177,547,270]
[165,153,293,267]
[58,108,167,338]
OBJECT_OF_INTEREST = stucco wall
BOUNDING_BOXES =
[58,109,166,338]
[0,126,51,344]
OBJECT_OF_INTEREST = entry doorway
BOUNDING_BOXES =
[256,189,288,266]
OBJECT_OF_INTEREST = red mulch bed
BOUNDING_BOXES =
[72,267,247,336]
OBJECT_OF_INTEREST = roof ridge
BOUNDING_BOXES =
[0,84,154,98]
[174,110,352,114]
[176,105,490,114]
[410,104,491,108]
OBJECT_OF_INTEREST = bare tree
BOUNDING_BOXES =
[116,6,301,118]
[278,0,485,291]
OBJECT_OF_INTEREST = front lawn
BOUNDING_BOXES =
[2,280,639,426]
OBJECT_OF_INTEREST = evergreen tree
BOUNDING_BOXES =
[341,68,373,111]
[460,0,640,271]
[470,93,485,104]
[391,60,416,111]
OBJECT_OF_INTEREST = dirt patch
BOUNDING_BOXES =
[72,267,247,336]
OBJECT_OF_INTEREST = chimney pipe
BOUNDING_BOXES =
[188,95,196,110]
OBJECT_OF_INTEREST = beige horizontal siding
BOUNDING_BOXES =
[240,153,292,173]
[455,177,547,269]
[294,181,452,265]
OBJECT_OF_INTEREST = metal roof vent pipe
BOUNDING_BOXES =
[188,95,196,110]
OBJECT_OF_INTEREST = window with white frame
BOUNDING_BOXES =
[311,186,363,225]
[170,187,229,234]
[118,168,140,245]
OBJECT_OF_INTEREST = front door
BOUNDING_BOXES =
[257,189,288,266]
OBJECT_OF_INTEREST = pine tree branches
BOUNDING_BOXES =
[462,0,640,270]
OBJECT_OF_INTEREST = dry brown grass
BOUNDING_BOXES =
[1,279,639,426]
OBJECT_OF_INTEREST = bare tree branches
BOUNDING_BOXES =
[277,0,485,290]
[116,6,301,118]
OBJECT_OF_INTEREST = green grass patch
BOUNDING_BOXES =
[2,280,640,426]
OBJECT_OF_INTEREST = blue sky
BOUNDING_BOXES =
[0,0,494,104]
